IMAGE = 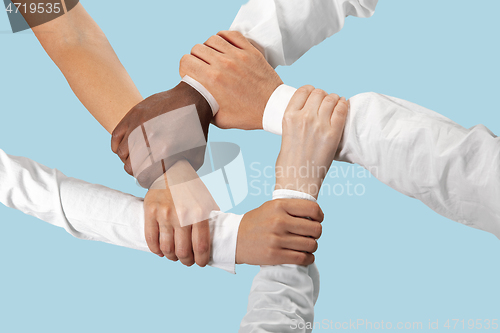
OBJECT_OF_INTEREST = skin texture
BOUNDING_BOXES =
[111,82,213,187]
[27,2,330,268]
[28,2,212,267]
[275,86,349,199]
[179,31,283,130]
[236,199,324,266]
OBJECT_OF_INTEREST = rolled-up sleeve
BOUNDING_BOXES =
[230,0,378,68]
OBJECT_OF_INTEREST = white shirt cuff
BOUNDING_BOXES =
[262,84,297,135]
[181,75,220,115]
[208,211,243,274]
[272,189,316,202]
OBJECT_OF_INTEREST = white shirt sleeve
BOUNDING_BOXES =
[230,0,378,68]
[240,189,320,333]
[262,89,500,239]
[0,149,242,274]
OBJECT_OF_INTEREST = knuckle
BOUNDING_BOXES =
[294,252,308,265]
[269,234,281,248]
[310,203,321,218]
[179,54,189,67]
[336,102,349,117]
[297,85,315,95]
[207,35,218,44]
[145,234,157,247]
[191,43,204,54]
[146,204,157,216]
[194,240,210,254]
[229,30,243,38]
[160,243,175,256]
[237,51,249,62]
[323,95,335,104]
[266,248,278,261]
[159,206,171,220]
[272,217,285,232]
[210,70,223,85]
[312,88,327,97]
[176,247,191,260]
[313,223,323,239]
[272,199,284,210]
[307,238,318,252]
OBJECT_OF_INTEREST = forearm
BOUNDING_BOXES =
[264,87,500,237]
[28,2,142,133]
[341,93,500,237]
[230,0,378,68]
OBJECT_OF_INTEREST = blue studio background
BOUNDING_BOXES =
[1,1,499,332]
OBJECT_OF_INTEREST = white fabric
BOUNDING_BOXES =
[182,75,220,115]
[263,90,500,238]
[273,188,316,202]
[230,0,378,68]
[240,190,319,333]
[0,149,242,274]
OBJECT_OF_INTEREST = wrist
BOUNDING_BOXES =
[175,81,213,140]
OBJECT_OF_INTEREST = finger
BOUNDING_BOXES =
[281,235,318,253]
[318,93,340,121]
[192,220,211,267]
[111,122,128,154]
[116,138,130,164]
[204,34,233,54]
[330,97,349,141]
[287,218,323,239]
[159,224,178,261]
[190,43,222,65]
[157,205,178,261]
[144,206,163,257]
[217,30,254,50]
[279,199,324,222]
[179,54,211,80]
[281,250,315,266]
[287,85,315,111]
[123,157,133,176]
[303,88,328,113]
[174,225,195,267]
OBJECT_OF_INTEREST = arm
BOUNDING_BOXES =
[27,2,213,266]
[181,32,500,238]
[265,89,500,238]
[0,147,323,273]
[230,0,378,68]
[179,0,378,130]
[27,1,141,133]
[241,87,348,332]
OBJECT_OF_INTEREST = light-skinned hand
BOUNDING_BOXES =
[275,86,349,198]
[179,30,283,130]
[144,160,218,267]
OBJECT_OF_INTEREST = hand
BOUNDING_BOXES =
[179,30,283,130]
[111,82,213,188]
[276,86,349,198]
[236,199,324,266]
[144,160,219,267]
